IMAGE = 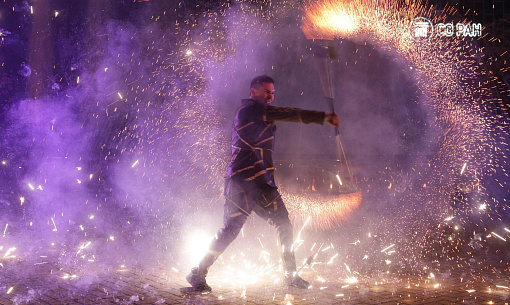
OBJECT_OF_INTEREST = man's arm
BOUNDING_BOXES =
[264,105,339,127]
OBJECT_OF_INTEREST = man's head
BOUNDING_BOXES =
[250,75,275,104]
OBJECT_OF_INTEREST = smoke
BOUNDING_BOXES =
[0,2,506,299]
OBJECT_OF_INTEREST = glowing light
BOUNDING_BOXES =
[1,161,5,165]
[283,191,362,230]
[132,160,139,168]
[6,287,13,294]
[327,253,339,264]
[118,92,123,99]
[28,183,34,190]
[335,174,343,186]
[3,223,8,237]
[303,2,358,39]
[184,231,213,265]
[80,241,92,250]
[51,218,58,231]
[54,11,59,18]
[460,162,467,174]
[380,244,395,252]
[479,203,487,210]
[4,247,16,258]
[491,232,506,241]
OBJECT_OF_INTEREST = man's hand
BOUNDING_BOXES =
[325,112,339,127]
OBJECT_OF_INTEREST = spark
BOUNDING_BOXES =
[118,92,123,99]
[6,287,13,294]
[28,183,34,190]
[327,253,339,264]
[54,11,59,18]
[51,218,58,231]
[77,76,80,84]
[283,191,361,230]
[479,203,487,210]
[4,247,16,258]
[381,244,395,252]
[344,263,351,274]
[131,160,139,168]
[505,228,510,233]
[491,232,506,241]
[335,174,342,186]
[80,241,92,250]
[20,197,24,206]
[3,223,7,237]
[460,162,467,174]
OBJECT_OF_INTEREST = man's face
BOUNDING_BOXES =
[250,82,275,104]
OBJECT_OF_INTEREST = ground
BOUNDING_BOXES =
[1,249,509,305]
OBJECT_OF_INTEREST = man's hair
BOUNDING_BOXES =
[250,75,274,89]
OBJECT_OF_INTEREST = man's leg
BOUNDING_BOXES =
[197,202,249,274]
[187,180,251,290]
[254,188,310,289]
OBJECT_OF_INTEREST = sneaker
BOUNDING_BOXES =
[186,267,212,292]
[284,274,310,289]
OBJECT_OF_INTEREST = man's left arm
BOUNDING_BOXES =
[264,105,339,127]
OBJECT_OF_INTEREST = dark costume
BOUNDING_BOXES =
[197,98,326,276]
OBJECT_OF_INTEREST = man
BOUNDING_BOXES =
[187,75,339,291]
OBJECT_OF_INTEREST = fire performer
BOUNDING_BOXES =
[186,75,339,291]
